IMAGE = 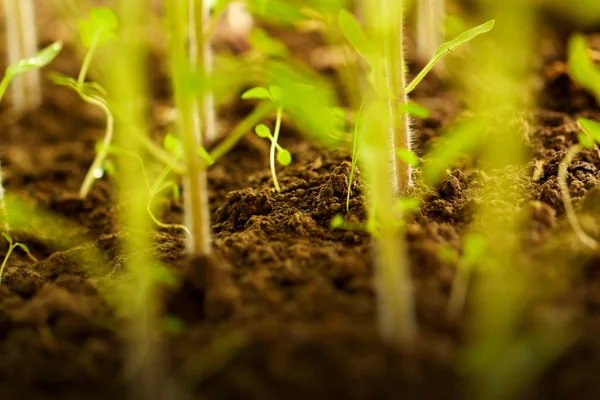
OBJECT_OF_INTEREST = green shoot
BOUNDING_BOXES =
[347,96,366,212]
[3,0,42,113]
[166,0,212,255]
[330,214,367,231]
[0,41,63,102]
[49,72,114,199]
[406,20,496,94]
[0,233,35,285]
[77,7,118,86]
[557,118,600,250]
[568,34,600,103]
[46,7,118,199]
[242,85,291,192]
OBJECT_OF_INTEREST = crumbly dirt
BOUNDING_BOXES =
[1,11,600,400]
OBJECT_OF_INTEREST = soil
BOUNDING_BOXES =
[1,8,600,400]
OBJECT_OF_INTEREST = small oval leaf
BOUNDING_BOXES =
[276,149,292,165]
[242,87,272,100]
[255,124,272,138]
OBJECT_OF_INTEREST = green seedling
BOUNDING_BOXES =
[0,233,35,285]
[48,7,118,199]
[3,0,43,113]
[558,118,600,250]
[94,136,191,236]
[242,85,292,192]
[568,33,600,103]
[0,40,63,232]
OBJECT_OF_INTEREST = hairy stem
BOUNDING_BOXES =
[558,145,598,250]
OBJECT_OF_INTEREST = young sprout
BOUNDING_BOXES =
[0,233,34,285]
[338,2,493,346]
[416,0,446,63]
[49,7,118,199]
[242,85,291,192]
[166,0,213,255]
[558,118,600,250]
[3,0,42,113]
[568,33,600,103]
[0,41,63,231]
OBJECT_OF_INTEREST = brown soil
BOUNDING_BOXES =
[1,12,600,400]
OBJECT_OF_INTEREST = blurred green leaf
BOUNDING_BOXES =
[330,214,344,229]
[5,41,63,79]
[568,34,600,102]
[398,101,430,118]
[247,0,306,26]
[578,117,600,144]
[249,28,289,58]
[397,148,420,167]
[163,133,182,155]
[339,9,373,64]
[78,7,118,48]
[422,118,485,186]
[578,133,595,149]
[269,85,283,102]
[242,87,272,100]
[1,233,12,245]
[15,243,31,254]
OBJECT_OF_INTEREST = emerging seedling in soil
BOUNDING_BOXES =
[3,0,43,113]
[0,41,63,231]
[558,118,600,250]
[49,7,118,199]
[0,233,34,285]
[568,33,600,103]
[242,85,291,192]
[338,1,493,346]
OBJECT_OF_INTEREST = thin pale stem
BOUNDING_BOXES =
[78,95,114,198]
[78,33,100,86]
[558,145,598,250]
[4,0,41,113]
[0,243,15,285]
[270,108,283,192]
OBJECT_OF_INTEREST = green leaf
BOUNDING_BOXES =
[422,118,485,186]
[255,124,272,138]
[463,233,486,266]
[578,118,600,144]
[568,34,600,102]
[578,133,595,149]
[396,197,421,213]
[247,0,306,26]
[1,233,12,245]
[102,159,116,177]
[269,85,283,102]
[78,7,119,48]
[242,87,272,101]
[339,9,373,64]
[398,101,430,118]
[406,20,495,94]
[330,214,344,229]
[163,133,182,154]
[5,41,63,79]
[198,145,215,165]
[16,243,31,254]
[397,148,420,167]
[276,149,292,165]
[163,315,185,334]
[249,28,289,58]
[169,181,181,200]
